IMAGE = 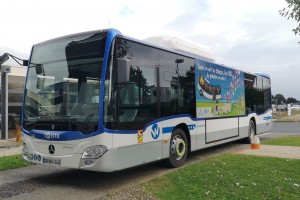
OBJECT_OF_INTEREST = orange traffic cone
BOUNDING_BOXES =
[251,136,260,150]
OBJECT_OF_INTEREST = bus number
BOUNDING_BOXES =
[30,154,41,162]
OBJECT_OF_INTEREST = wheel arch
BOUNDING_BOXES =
[250,117,256,134]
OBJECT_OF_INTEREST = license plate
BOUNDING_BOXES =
[42,157,61,166]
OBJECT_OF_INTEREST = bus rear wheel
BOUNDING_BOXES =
[248,120,256,143]
[167,128,188,168]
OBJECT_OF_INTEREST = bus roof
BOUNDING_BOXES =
[144,36,215,62]
[31,28,270,79]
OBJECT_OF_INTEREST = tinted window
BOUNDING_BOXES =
[104,38,196,130]
[108,38,159,129]
[159,51,195,117]
[24,32,106,132]
[263,78,271,110]
[244,73,271,114]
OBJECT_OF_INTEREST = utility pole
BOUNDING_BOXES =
[0,53,11,140]
[0,53,28,140]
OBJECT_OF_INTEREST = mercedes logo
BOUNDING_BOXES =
[48,144,55,154]
[51,124,55,130]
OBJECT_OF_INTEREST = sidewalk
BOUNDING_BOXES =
[235,145,300,159]
[0,139,22,157]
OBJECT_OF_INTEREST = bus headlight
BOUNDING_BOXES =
[82,145,108,159]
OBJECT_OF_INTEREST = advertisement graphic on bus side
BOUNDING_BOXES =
[195,59,246,118]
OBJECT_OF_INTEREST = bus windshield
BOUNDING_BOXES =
[23,31,107,133]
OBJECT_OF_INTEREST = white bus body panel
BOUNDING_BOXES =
[145,36,215,62]
[22,110,272,172]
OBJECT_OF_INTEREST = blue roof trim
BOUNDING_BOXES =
[98,29,122,134]
[254,72,270,79]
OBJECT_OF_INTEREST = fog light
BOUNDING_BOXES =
[84,160,94,166]
[82,145,107,159]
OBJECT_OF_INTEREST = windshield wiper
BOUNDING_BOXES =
[23,115,96,134]
[24,120,38,129]
[60,115,94,134]
[23,116,54,130]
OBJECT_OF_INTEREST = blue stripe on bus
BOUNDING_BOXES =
[22,128,94,141]
[104,128,136,134]
[162,127,174,134]
[188,124,196,130]
[162,124,196,134]
[263,116,272,120]
[22,115,200,141]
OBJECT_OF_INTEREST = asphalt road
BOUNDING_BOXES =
[1,142,251,200]
[271,122,300,133]
[0,122,299,200]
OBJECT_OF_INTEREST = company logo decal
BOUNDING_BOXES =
[263,116,272,121]
[48,144,55,154]
[151,124,160,140]
[44,132,59,139]
[187,124,196,130]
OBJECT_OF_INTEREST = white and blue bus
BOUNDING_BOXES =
[22,29,272,172]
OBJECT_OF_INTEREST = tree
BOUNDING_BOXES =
[274,94,286,104]
[272,95,276,104]
[280,0,300,44]
[287,97,298,104]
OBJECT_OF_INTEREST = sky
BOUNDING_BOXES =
[1,0,299,100]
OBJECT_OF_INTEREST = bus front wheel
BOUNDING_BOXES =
[167,128,188,168]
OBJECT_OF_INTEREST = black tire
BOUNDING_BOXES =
[248,120,256,143]
[167,128,188,168]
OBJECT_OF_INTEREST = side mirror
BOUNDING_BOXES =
[23,60,29,66]
[35,64,44,75]
[116,58,130,83]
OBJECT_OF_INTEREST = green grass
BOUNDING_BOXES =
[144,154,300,200]
[273,110,300,122]
[0,154,32,171]
[262,136,300,147]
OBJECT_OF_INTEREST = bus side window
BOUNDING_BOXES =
[119,83,139,122]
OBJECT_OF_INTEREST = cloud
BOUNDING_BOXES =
[0,0,299,99]
[165,0,300,99]
[167,0,209,32]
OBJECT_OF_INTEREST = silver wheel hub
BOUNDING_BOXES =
[171,135,186,160]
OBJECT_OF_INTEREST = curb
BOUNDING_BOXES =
[234,145,300,160]
[0,146,22,157]
[0,139,22,157]
[0,139,20,147]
